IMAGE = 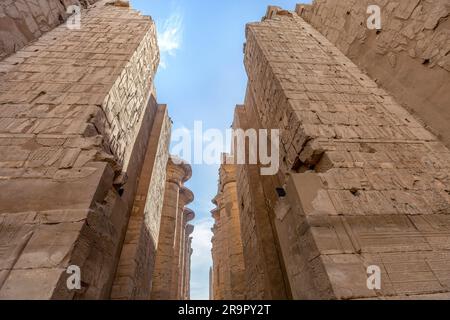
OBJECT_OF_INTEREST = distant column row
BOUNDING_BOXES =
[151,156,195,300]
[210,155,246,300]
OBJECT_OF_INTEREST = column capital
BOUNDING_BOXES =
[184,208,195,223]
[219,156,237,192]
[211,192,223,207]
[167,155,192,185]
[211,207,220,221]
[186,224,195,236]
[179,186,194,207]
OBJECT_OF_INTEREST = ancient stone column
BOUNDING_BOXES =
[209,267,213,300]
[180,209,195,299]
[214,182,233,300]
[183,223,195,300]
[211,156,246,300]
[151,157,192,300]
[220,162,246,300]
[171,186,194,299]
[211,207,224,300]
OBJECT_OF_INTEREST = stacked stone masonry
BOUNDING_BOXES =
[111,104,172,300]
[0,0,194,300]
[212,5,450,300]
[231,109,291,300]
[0,0,101,60]
[297,0,450,147]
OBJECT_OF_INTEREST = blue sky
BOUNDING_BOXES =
[131,0,310,300]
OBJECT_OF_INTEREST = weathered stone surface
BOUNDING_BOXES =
[211,156,247,300]
[110,105,172,300]
[231,105,291,300]
[170,187,194,299]
[150,156,194,300]
[0,0,100,60]
[0,0,182,300]
[212,5,450,300]
[179,209,195,300]
[269,8,450,299]
[297,0,450,147]
[183,224,194,300]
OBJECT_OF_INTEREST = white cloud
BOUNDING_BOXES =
[192,217,213,265]
[190,217,214,300]
[157,10,183,69]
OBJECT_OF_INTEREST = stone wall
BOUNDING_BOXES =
[234,6,450,299]
[0,0,170,299]
[211,156,246,300]
[110,105,171,300]
[0,0,100,60]
[297,0,450,147]
[231,109,291,300]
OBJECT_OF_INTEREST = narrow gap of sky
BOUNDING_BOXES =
[131,0,311,300]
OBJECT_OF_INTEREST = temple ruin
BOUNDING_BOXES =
[1,0,449,301]
[211,2,450,300]
[0,0,194,299]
